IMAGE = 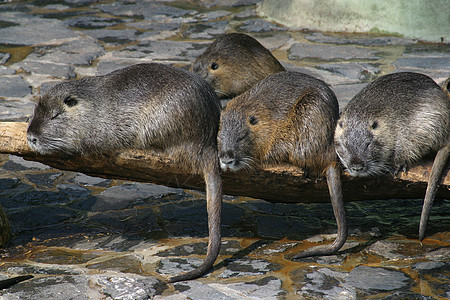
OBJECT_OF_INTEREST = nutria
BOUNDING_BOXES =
[27,63,223,282]
[191,33,285,99]
[334,72,450,240]
[218,71,347,258]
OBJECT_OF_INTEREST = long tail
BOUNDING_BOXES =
[419,143,449,241]
[293,162,348,258]
[169,163,223,282]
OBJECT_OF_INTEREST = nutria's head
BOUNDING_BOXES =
[191,33,285,99]
[217,99,270,171]
[334,113,393,177]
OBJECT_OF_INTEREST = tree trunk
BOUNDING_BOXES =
[0,122,448,203]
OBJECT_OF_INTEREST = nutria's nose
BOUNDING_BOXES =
[27,134,37,146]
[219,150,236,169]
[349,164,364,173]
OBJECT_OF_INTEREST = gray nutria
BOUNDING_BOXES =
[191,32,285,99]
[27,63,223,282]
[218,71,347,258]
[334,72,450,240]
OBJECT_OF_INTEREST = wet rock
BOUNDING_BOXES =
[83,29,138,45]
[0,77,32,98]
[64,16,125,29]
[2,155,50,171]
[97,2,194,20]
[157,240,242,257]
[86,254,144,274]
[94,275,163,300]
[157,257,203,277]
[71,173,110,187]
[391,56,450,72]
[0,13,79,45]
[92,182,180,211]
[344,266,411,291]
[13,61,76,80]
[25,173,62,189]
[209,276,285,299]
[366,240,405,260]
[29,248,100,265]
[330,83,368,109]
[125,40,205,61]
[172,281,234,300]
[25,36,105,66]
[288,43,381,61]
[1,275,91,299]
[298,268,354,299]
[305,32,417,46]
[218,258,280,279]
[88,208,160,234]
[318,62,380,81]
[196,10,231,21]
[0,66,15,75]
[239,18,287,32]
[184,21,229,39]
[128,21,181,31]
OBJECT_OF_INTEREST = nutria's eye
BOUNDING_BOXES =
[249,115,258,125]
[338,121,344,128]
[63,96,78,107]
[210,62,219,70]
[370,121,378,130]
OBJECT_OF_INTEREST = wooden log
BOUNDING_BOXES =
[0,122,449,203]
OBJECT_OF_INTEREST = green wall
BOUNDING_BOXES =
[257,0,449,42]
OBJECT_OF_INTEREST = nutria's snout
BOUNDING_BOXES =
[218,150,238,171]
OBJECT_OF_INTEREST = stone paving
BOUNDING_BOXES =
[0,0,449,299]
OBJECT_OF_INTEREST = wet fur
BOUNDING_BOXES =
[191,33,285,99]
[335,72,450,240]
[27,63,223,282]
[218,71,348,257]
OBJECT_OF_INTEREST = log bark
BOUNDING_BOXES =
[0,122,448,203]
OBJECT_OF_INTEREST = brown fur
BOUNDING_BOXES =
[191,33,285,99]
[27,63,223,282]
[218,71,348,257]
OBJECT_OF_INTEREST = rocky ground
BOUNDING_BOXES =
[0,0,449,299]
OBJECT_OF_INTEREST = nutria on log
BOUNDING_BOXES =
[218,71,347,258]
[191,33,285,99]
[334,72,450,240]
[27,63,223,282]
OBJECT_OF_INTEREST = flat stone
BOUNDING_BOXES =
[305,32,417,46]
[218,258,280,279]
[344,266,411,291]
[127,21,180,31]
[172,281,234,300]
[3,155,50,171]
[366,240,405,260]
[0,66,15,75]
[125,40,205,61]
[71,173,110,187]
[83,29,138,44]
[239,19,287,32]
[2,263,83,276]
[157,240,242,257]
[208,276,285,299]
[97,2,194,20]
[0,99,34,122]
[0,12,79,45]
[391,56,450,71]
[318,62,380,81]
[0,77,32,98]
[86,254,144,274]
[25,173,62,189]
[157,257,203,277]
[29,248,100,265]
[412,261,445,271]
[94,182,181,211]
[64,16,124,29]
[298,268,354,299]
[94,275,162,300]
[196,10,231,21]
[13,61,76,79]
[26,36,105,66]
[288,43,381,61]
[331,83,368,109]
[183,21,228,39]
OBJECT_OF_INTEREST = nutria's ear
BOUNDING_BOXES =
[30,96,40,104]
